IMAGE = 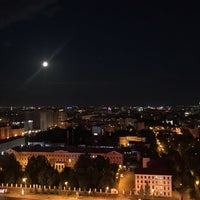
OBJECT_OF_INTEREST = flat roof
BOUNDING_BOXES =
[12,145,124,154]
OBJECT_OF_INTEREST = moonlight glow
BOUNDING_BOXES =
[42,61,48,67]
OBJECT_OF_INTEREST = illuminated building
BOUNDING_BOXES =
[135,172,172,197]
[135,158,172,197]
[0,126,24,140]
[40,110,54,130]
[6,146,124,172]
[119,136,146,147]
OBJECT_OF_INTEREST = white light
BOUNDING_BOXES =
[42,61,48,67]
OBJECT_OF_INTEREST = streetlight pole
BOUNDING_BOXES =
[22,177,27,195]
[64,182,68,195]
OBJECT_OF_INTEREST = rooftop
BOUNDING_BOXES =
[12,145,124,154]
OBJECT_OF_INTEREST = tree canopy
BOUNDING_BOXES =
[25,155,59,186]
[73,154,118,190]
[0,153,22,184]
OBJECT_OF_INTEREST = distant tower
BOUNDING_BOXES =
[57,109,67,128]
[40,110,54,131]
[24,109,40,131]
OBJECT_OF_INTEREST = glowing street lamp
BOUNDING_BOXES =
[196,180,199,186]
[65,181,68,190]
[22,177,27,184]
[21,177,27,195]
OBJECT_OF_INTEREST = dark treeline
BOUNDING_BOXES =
[0,153,118,191]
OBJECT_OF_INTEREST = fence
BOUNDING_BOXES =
[0,183,120,197]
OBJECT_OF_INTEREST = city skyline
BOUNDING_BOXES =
[0,1,200,106]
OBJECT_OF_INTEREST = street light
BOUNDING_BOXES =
[195,180,199,190]
[22,177,27,185]
[65,181,68,190]
[64,181,68,196]
[21,177,27,195]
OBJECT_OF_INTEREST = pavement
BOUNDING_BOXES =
[0,193,130,200]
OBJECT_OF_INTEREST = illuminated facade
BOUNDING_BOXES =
[6,146,124,172]
[135,173,172,197]
[119,136,146,147]
[0,126,24,140]
[134,158,172,197]
[40,110,54,131]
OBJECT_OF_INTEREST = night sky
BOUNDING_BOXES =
[0,1,200,106]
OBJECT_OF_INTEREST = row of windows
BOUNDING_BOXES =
[136,175,170,180]
[107,156,122,159]
[17,154,122,167]
[21,154,79,158]
[20,157,121,165]
[163,192,171,196]
[19,155,121,162]
[20,157,75,163]
[151,191,171,196]
[137,180,170,185]
[55,165,65,170]
[136,185,170,190]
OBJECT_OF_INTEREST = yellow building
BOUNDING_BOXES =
[119,136,146,147]
[6,146,124,172]
[0,126,24,140]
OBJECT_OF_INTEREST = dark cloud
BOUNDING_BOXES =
[0,0,60,28]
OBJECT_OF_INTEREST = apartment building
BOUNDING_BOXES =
[134,158,172,197]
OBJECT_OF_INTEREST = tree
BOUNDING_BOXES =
[25,155,59,186]
[59,167,71,185]
[73,154,118,190]
[144,181,150,197]
[0,153,22,184]
[67,169,78,188]
[138,186,144,199]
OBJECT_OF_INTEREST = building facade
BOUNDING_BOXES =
[134,158,172,197]
[6,146,124,172]
[0,126,24,140]
[135,173,172,197]
[119,136,146,147]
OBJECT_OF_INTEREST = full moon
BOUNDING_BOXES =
[42,61,48,67]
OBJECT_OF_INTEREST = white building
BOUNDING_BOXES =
[135,159,172,197]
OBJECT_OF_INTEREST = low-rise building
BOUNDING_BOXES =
[135,158,172,198]
[119,136,146,147]
[6,146,124,172]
